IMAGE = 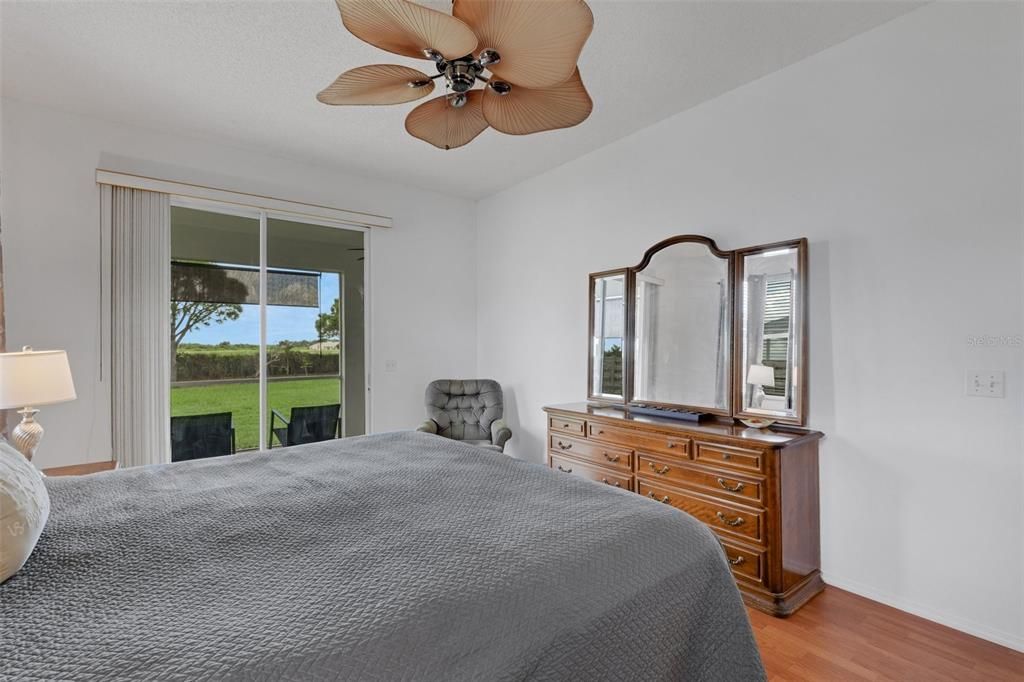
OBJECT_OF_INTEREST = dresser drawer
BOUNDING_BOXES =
[637,454,765,507]
[638,480,765,544]
[693,441,765,474]
[550,454,633,491]
[717,537,767,587]
[548,415,586,436]
[549,435,632,472]
[588,423,689,459]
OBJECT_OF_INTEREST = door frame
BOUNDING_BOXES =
[168,196,372,448]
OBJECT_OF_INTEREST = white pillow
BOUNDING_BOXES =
[0,439,50,582]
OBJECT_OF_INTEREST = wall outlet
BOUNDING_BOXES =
[384,359,398,373]
[965,370,1005,398]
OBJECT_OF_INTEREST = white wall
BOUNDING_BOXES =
[0,97,478,468]
[476,3,1023,650]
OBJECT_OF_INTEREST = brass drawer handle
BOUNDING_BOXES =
[603,452,620,463]
[562,423,572,429]
[667,441,678,449]
[718,541,746,566]
[601,478,621,488]
[648,462,671,475]
[717,478,744,493]
[716,511,745,527]
[557,465,573,473]
[557,441,573,450]
[721,452,732,460]
[647,492,671,504]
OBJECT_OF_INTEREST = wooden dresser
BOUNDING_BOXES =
[543,402,824,616]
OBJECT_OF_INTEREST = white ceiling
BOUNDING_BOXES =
[1,0,921,199]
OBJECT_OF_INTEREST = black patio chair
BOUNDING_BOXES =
[171,412,236,462]
[269,404,341,448]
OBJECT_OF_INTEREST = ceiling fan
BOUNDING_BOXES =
[317,0,595,150]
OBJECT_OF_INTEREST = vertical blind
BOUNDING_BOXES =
[110,187,171,467]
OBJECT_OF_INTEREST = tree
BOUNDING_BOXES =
[268,340,297,376]
[170,265,248,380]
[315,298,341,340]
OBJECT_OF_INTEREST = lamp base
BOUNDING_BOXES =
[11,408,44,461]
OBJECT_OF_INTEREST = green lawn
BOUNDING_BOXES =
[171,377,341,451]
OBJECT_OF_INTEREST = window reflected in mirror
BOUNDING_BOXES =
[590,273,625,399]
[740,246,800,419]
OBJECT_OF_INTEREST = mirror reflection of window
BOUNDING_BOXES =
[742,247,798,415]
[592,274,625,398]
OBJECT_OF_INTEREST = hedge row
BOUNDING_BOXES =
[174,350,339,382]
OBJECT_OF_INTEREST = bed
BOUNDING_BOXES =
[1,431,765,681]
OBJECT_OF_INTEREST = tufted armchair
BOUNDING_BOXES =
[416,379,512,453]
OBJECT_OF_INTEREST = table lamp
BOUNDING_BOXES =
[0,347,77,461]
[741,364,777,428]
[747,364,776,393]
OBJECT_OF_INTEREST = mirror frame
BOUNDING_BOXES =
[587,268,629,403]
[732,238,808,426]
[626,235,735,417]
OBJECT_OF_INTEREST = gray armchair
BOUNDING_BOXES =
[416,379,512,453]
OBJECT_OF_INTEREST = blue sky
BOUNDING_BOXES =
[184,274,340,345]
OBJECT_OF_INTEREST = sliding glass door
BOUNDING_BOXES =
[169,202,366,459]
[265,216,365,448]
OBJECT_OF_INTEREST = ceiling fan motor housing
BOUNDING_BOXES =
[442,56,482,93]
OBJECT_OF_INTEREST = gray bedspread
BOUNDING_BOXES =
[1,431,764,681]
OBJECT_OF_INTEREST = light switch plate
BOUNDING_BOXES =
[965,370,1005,398]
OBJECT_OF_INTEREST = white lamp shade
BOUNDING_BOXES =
[747,364,776,387]
[0,349,77,409]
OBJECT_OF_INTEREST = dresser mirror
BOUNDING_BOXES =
[588,270,627,401]
[630,237,733,414]
[587,234,809,426]
[735,239,807,425]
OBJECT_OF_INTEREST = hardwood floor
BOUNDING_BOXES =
[42,460,117,476]
[749,587,1024,681]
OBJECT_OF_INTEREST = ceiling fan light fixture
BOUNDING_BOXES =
[488,80,512,96]
[448,93,468,108]
[478,49,501,67]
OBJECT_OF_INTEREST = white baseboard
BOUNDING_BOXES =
[823,573,1024,654]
